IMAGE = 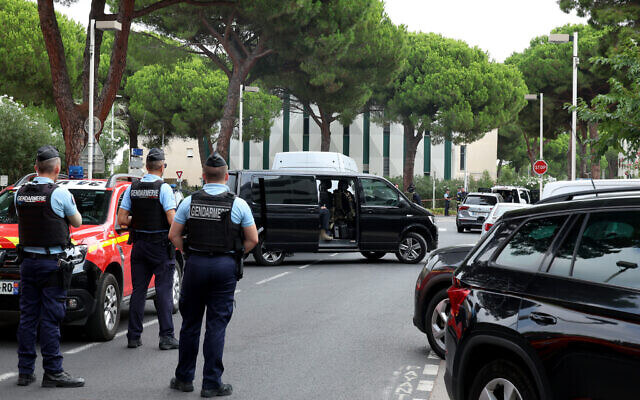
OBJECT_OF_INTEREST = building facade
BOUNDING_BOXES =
[159,100,498,187]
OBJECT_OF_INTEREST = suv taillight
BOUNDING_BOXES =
[447,280,470,317]
[458,206,469,211]
[484,223,493,231]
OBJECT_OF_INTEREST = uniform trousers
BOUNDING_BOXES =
[175,254,236,390]
[127,239,175,340]
[17,257,66,375]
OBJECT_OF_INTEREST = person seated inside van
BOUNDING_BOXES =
[332,179,356,239]
[318,179,333,241]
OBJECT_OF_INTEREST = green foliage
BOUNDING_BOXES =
[384,32,527,143]
[0,0,84,106]
[259,0,407,126]
[0,96,64,182]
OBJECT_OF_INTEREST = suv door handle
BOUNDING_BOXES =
[529,312,557,326]
[365,209,374,214]
[307,207,318,213]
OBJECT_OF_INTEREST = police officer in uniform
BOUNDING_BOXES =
[168,152,258,397]
[117,148,178,350]
[15,145,84,388]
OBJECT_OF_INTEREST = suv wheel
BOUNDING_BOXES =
[469,360,538,400]
[425,287,449,359]
[361,251,386,260]
[253,240,285,266]
[395,232,427,264]
[86,273,121,341]
[457,224,464,233]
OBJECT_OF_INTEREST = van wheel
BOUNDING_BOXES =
[468,360,538,400]
[253,241,285,266]
[86,273,121,341]
[395,232,427,264]
[361,251,386,260]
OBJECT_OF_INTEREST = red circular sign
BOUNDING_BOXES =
[533,160,548,175]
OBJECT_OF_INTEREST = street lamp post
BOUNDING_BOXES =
[88,19,121,179]
[238,85,259,170]
[549,32,578,180]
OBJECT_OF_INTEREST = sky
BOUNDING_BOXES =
[54,0,587,63]
[385,0,587,61]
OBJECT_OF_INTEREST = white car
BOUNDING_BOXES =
[491,185,532,204]
[541,179,640,201]
[481,202,532,236]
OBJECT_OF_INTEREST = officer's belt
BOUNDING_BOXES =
[187,248,235,257]
[24,252,62,260]
[133,231,168,243]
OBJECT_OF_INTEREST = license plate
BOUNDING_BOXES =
[0,281,19,295]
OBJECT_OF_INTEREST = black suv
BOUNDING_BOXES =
[445,193,640,400]
[228,171,438,265]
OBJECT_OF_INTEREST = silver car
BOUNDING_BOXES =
[456,192,503,233]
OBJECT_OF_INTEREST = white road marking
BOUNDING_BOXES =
[330,252,339,256]
[416,380,434,392]
[0,372,18,382]
[298,264,312,269]
[422,363,439,376]
[64,343,98,355]
[438,228,447,232]
[255,272,291,285]
[234,289,242,294]
[428,353,440,361]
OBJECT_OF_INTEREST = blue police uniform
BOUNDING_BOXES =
[120,173,177,345]
[173,183,254,391]
[14,177,77,377]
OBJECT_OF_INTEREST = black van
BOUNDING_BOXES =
[227,170,438,266]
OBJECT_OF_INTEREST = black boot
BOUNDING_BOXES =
[42,371,85,388]
[170,377,194,392]
[201,383,233,397]
[127,337,142,348]
[159,336,179,350]
[17,373,36,386]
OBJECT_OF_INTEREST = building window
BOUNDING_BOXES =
[383,122,390,177]
[186,148,194,158]
[460,145,466,171]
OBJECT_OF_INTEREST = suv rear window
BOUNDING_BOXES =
[571,211,640,289]
[494,215,567,272]
[465,195,497,206]
[252,175,317,205]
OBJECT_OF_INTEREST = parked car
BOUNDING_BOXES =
[541,178,640,201]
[0,173,183,341]
[481,202,531,236]
[228,170,438,265]
[413,245,473,358]
[491,185,532,204]
[445,190,640,400]
[456,192,503,233]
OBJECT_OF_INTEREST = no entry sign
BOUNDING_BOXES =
[533,160,548,175]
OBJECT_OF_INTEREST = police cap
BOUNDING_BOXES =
[147,148,165,161]
[205,152,227,168]
[36,145,60,162]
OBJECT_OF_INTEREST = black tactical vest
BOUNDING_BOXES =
[185,190,241,254]
[130,180,170,231]
[16,183,71,248]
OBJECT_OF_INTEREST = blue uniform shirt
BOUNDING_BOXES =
[15,177,79,254]
[120,174,176,233]
[175,183,254,228]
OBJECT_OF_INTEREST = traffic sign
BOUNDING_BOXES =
[533,160,548,175]
[0,175,7,187]
[84,116,102,135]
[80,142,105,174]
[176,170,183,179]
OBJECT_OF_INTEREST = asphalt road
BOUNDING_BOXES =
[0,216,480,400]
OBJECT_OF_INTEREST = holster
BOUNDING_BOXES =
[127,230,136,245]
[235,250,244,281]
[14,245,25,265]
[165,239,176,260]
[57,257,74,291]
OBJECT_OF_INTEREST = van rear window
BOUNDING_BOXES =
[465,195,497,206]
[252,175,317,205]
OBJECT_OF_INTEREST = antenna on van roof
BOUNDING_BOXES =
[590,178,598,197]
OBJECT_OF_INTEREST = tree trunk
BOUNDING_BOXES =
[605,152,618,179]
[195,131,211,168]
[127,112,139,149]
[402,122,423,191]
[578,125,588,178]
[521,131,536,173]
[497,159,503,179]
[216,71,242,160]
[319,107,332,152]
[589,123,601,179]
